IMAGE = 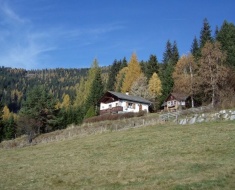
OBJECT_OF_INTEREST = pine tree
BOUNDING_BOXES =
[121,53,142,93]
[74,59,99,108]
[19,86,58,135]
[160,40,179,103]
[139,60,147,76]
[200,18,213,48]
[171,41,180,65]
[160,63,175,102]
[121,57,128,68]
[162,40,172,66]
[4,114,16,140]
[191,36,200,59]
[216,20,235,67]
[85,67,104,117]
[214,25,219,39]
[106,59,122,91]
[145,54,159,80]
[84,59,99,97]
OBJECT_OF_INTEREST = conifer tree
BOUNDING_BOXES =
[139,60,147,76]
[162,40,172,66]
[84,59,99,98]
[145,54,159,80]
[19,86,58,135]
[171,41,180,65]
[74,59,99,108]
[160,40,179,103]
[216,20,235,67]
[200,18,213,48]
[106,59,122,91]
[214,25,219,39]
[85,66,104,117]
[121,57,128,68]
[191,36,200,59]
[121,53,142,93]
[3,114,16,140]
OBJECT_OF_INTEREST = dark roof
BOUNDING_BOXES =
[106,91,152,104]
[171,93,189,101]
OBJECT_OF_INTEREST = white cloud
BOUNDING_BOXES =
[0,1,125,69]
[0,1,55,69]
[0,0,28,24]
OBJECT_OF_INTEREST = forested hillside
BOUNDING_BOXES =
[0,19,235,143]
[0,67,102,112]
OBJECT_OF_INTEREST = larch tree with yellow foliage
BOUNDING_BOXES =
[74,77,86,107]
[2,105,11,121]
[74,59,99,107]
[114,67,128,92]
[148,72,162,110]
[61,94,71,109]
[121,53,142,93]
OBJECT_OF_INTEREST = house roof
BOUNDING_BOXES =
[161,93,190,107]
[101,91,152,105]
[170,93,189,101]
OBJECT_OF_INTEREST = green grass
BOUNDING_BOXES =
[0,120,235,189]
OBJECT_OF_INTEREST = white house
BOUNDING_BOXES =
[99,91,151,115]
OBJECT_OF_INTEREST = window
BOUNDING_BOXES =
[167,100,177,106]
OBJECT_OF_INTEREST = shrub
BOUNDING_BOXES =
[83,111,147,123]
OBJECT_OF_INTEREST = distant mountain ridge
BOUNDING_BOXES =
[0,66,110,112]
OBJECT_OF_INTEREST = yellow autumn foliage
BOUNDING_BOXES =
[148,72,162,97]
[121,53,142,93]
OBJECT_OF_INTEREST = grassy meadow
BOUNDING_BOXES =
[0,120,235,190]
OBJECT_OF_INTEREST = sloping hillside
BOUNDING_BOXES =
[0,120,235,189]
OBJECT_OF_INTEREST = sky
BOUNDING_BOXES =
[0,0,234,70]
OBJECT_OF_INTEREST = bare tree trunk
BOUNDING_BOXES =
[191,95,194,108]
[189,61,194,108]
[212,83,215,107]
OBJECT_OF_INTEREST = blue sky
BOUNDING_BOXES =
[0,0,234,70]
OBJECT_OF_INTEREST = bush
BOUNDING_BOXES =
[83,111,147,123]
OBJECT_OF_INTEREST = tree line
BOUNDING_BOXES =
[0,18,235,142]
